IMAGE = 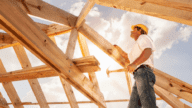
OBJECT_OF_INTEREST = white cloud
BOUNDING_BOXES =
[88,7,101,17]
[69,1,85,16]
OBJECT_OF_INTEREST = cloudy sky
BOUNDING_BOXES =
[0,0,192,108]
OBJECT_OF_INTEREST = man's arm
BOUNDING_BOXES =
[127,48,152,72]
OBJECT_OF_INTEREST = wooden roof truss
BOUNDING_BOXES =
[0,0,192,107]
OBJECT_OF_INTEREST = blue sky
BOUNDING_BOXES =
[0,0,192,108]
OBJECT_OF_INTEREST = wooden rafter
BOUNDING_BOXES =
[134,0,192,12]
[76,0,95,28]
[79,23,129,67]
[16,0,76,27]
[155,71,192,103]
[154,85,191,108]
[0,60,24,108]
[95,0,192,26]
[60,28,79,108]
[0,23,71,49]
[0,0,105,107]
[13,44,49,108]
[4,97,169,106]
[0,56,101,82]
[0,92,9,108]
[0,0,191,107]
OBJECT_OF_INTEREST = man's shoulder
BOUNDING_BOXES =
[138,34,153,42]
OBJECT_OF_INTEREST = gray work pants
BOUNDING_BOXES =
[128,65,157,108]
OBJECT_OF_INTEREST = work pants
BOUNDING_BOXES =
[128,65,157,108]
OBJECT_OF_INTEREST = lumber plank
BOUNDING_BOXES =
[13,44,49,108]
[134,0,192,12]
[125,72,132,95]
[0,92,9,108]
[155,73,192,103]
[0,65,57,82]
[60,28,79,108]
[0,60,24,108]
[95,0,192,26]
[76,0,95,28]
[79,23,129,67]
[0,56,101,82]
[65,28,79,59]
[114,45,132,95]
[0,0,105,107]
[0,33,15,46]
[16,0,77,27]
[78,33,106,108]
[0,23,71,49]
[6,97,167,105]
[0,66,100,82]
[154,85,191,108]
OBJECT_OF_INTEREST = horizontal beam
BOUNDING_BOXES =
[134,0,192,12]
[95,0,192,26]
[0,56,100,82]
[0,23,71,49]
[0,0,105,107]
[6,97,167,105]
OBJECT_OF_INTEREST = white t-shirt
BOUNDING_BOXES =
[128,35,156,68]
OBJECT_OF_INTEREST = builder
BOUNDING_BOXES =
[126,24,157,108]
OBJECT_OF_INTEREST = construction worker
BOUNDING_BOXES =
[127,24,157,108]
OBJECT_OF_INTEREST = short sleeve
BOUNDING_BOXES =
[137,35,156,52]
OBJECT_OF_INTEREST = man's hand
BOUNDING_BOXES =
[127,64,137,73]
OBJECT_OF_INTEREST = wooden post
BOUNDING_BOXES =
[78,33,106,108]
[0,60,24,108]
[59,28,79,108]
[76,0,95,28]
[13,44,49,108]
[0,92,9,108]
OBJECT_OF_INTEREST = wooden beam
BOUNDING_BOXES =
[155,72,192,103]
[60,28,79,108]
[16,0,77,27]
[0,0,105,107]
[0,60,24,108]
[0,56,100,82]
[5,97,168,105]
[79,23,129,67]
[76,0,95,28]
[154,68,192,92]
[13,44,49,108]
[0,92,9,108]
[0,33,15,45]
[154,85,191,108]
[95,0,192,26]
[65,28,79,59]
[125,72,132,95]
[134,0,192,12]
[0,23,71,49]
[78,33,106,108]
[114,45,132,95]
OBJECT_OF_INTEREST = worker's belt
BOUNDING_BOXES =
[134,64,152,73]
